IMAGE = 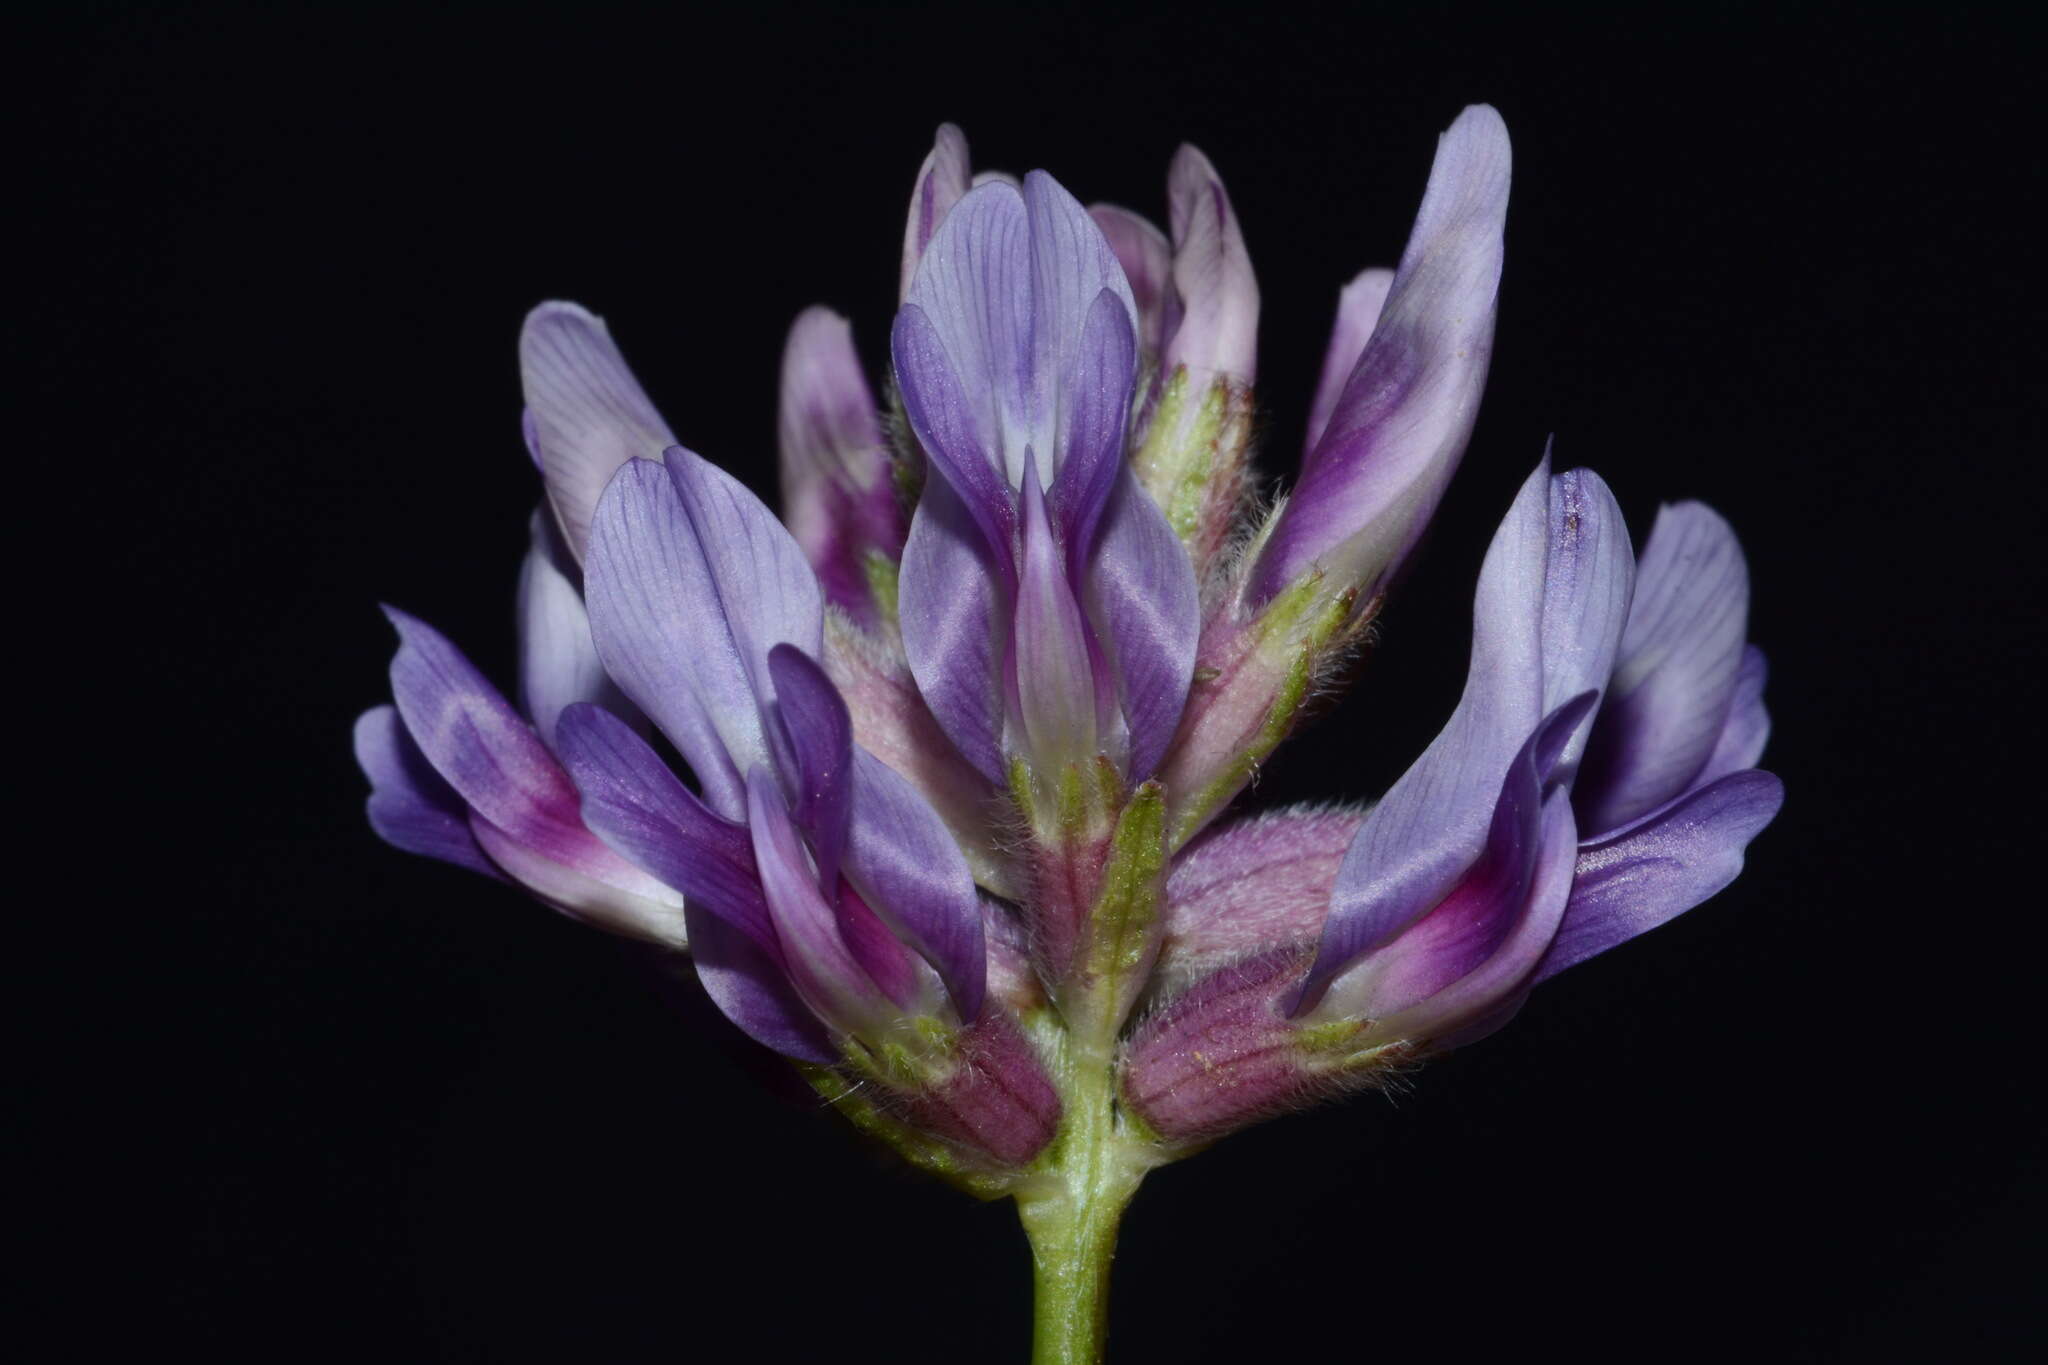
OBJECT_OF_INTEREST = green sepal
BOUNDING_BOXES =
[1169,577,1365,849]
[1074,780,1168,1044]
[1134,367,1226,540]
[1010,751,1122,846]
[860,549,900,631]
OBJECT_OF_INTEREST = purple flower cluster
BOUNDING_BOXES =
[356,108,1780,1182]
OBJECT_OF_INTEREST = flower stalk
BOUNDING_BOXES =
[1018,1098,1142,1365]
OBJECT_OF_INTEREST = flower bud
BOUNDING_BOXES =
[777,306,905,631]
[1249,104,1511,610]
[1098,145,1261,579]
[900,123,973,302]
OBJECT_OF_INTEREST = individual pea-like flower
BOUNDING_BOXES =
[1121,458,1783,1144]
[353,303,688,947]
[353,105,1780,1362]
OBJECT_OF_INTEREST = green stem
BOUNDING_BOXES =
[1017,1031,1146,1365]
[1019,1175,1134,1365]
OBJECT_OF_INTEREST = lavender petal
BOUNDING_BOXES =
[843,751,989,1023]
[470,817,689,948]
[1576,501,1751,833]
[1012,450,1101,767]
[895,181,1032,495]
[891,299,1017,560]
[775,307,902,627]
[1048,287,1139,556]
[1538,466,1636,773]
[1082,467,1201,781]
[1024,170,1140,473]
[383,605,599,869]
[1302,692,1595,1017]
[1163,143,1258,386]
[897,476,1008,782]
[1698,645,1771,784]
[1375,788,1577,1042]
[354,705,501,878]
[686,901,837,1063]
[900,123,973,302]
[553,701,770,951]
[1088,204,1174,375]
[1296,459,1627,991]
[520,301,675,564]
[515,509,638,749]
[765,644,852,890]
[1250,105,1511,604]
[746,767,878,1035]
[584,449,826,819]
[1304,268,1393,455]
[1535,768,1785,984]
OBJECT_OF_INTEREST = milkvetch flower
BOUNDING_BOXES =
[777,306,906,631]
[893,169,1200,796]
[1121,459,1783,1143]
[354,302,688,946]
[353,106,1780,1363]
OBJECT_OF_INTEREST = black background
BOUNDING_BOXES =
[41,3,2038,1361]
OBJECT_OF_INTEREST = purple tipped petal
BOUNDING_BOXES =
[516,510,638,749]
[1536,768,1785,984]
[583,460,748,816]
[900,123,973,302]
[1250,105,1511,604]
[896,181,1032,491]
[380,609,683,942]
[1297,461,1627,991]
[746,767,877,1034]
[1082,467,1201,780]
[821,615,1010,894]
[765,644,853,889]
[1375,789,1577,1042]
[583,449,826,819]
[897,478,1008,782]
[662,447,827,700]
[1048,288,1140,556]
[1537,467,1636,770]
[685,902,837,1063]
[1576,502,1751,833]
[1698,645,1771,783]
[776,307,902,627]
[1300,691,1597,1014]
[901,173,1138,499]
[1305,268,1393,455]
[1088,204,1174,367]
[1157,806,1365,995]
[520,301,676,565]
[553,702,769,949]
[383,606,595,866]
[1023,172,1140,455]
[354,705,501,878]
[843,751,988,1023]
[892,301,1017,558]
[1347,776,1575,1030]
[1163,144,1258,386]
